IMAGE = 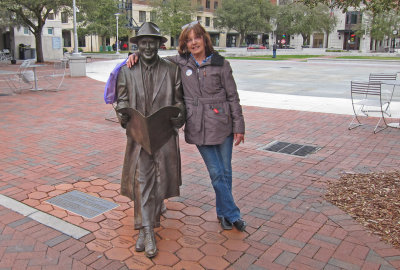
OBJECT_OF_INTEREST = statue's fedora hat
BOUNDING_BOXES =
[130,22,168,44]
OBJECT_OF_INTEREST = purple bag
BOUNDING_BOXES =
[104,58,128,104]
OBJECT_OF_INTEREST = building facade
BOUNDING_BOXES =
[130,0,232,48]
[1,0,396,60]
[0,13,64,61]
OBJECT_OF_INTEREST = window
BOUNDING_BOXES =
[139,11,146,22]
[24,27,29,35]
[205,17,210,27]
[346,11,359,25]
[351,13,358,24]
[78,35,86,47]
[48,13,54,20]
[214,1,218,9]
[150,11,156,22]
[62,30,71,47]
[206,0,210,9]
[61,12,68,23]
[197,16,202,23]
[197,0,203,10]
[48,27,54,35]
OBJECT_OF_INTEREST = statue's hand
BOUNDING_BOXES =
[126,53,139,68]
[119,113,130,129]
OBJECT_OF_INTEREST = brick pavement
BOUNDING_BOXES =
[0,68,400,269]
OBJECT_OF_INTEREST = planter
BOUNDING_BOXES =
[11,59,16,64]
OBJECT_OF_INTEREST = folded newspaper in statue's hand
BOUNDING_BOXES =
[117,106,181,155]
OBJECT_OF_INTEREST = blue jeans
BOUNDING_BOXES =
[273,50,276,58]
[196,134,241,223]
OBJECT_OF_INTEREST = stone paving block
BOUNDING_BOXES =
[1,74,400,269]
[247,265,268,270]
[7,217,33,229]
[327,257,363,270]
[314,233,342,246]
[275,250,296,267]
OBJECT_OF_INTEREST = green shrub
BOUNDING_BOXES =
[326,49,344,52]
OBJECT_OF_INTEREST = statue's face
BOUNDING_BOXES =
[138,36,160,64]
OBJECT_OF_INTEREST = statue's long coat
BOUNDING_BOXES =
[115,57,185,201]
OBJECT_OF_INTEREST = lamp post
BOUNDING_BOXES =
[392,30,397,53]
[72,0,80,55]
[362,17,369,53]
[115,13,120,54]
[69,0,86,77]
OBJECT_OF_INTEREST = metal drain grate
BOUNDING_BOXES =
[260,141,320,157]
[46,190,119,219]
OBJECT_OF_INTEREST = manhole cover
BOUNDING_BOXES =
[260,141,320,157]
[46,190,119,219]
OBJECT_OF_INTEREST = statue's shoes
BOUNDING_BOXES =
[144,226,158,258]
[135,229,145,252]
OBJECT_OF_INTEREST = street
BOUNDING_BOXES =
[87,52,400,115]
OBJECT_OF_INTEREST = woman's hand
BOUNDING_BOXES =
[234,133,244,146]
[126,53,139,68]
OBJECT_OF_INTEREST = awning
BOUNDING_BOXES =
[337,29,354,33]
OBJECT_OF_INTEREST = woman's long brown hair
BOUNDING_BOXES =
[178,23,215,56]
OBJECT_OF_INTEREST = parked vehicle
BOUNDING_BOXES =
[247,44,267,51]
[159,44,166,50]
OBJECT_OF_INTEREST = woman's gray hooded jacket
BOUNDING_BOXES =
[167,52,245,146]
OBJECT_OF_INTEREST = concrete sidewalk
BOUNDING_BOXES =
[0,72,400,269]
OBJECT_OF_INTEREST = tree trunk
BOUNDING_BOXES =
[239,31,246,47]
[325,32,329,48]
[34,30,43,63]
[301,34,307,45]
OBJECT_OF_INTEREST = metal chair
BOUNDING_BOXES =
[7,59,35,93]
[368,73,397,116]
[0,49,12,63]
[348,81,391,133]
[42,60,67,91]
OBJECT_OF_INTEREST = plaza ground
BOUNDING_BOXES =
[0,57,399,269]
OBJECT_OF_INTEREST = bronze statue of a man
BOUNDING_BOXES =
[115,22,185,258]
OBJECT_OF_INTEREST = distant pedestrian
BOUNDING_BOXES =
[272,43,277,58]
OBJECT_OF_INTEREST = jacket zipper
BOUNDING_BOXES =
[196,67,206,145]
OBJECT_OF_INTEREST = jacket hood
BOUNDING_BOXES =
[178,51,224,67]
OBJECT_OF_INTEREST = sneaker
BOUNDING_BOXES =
[233,219,247,232]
